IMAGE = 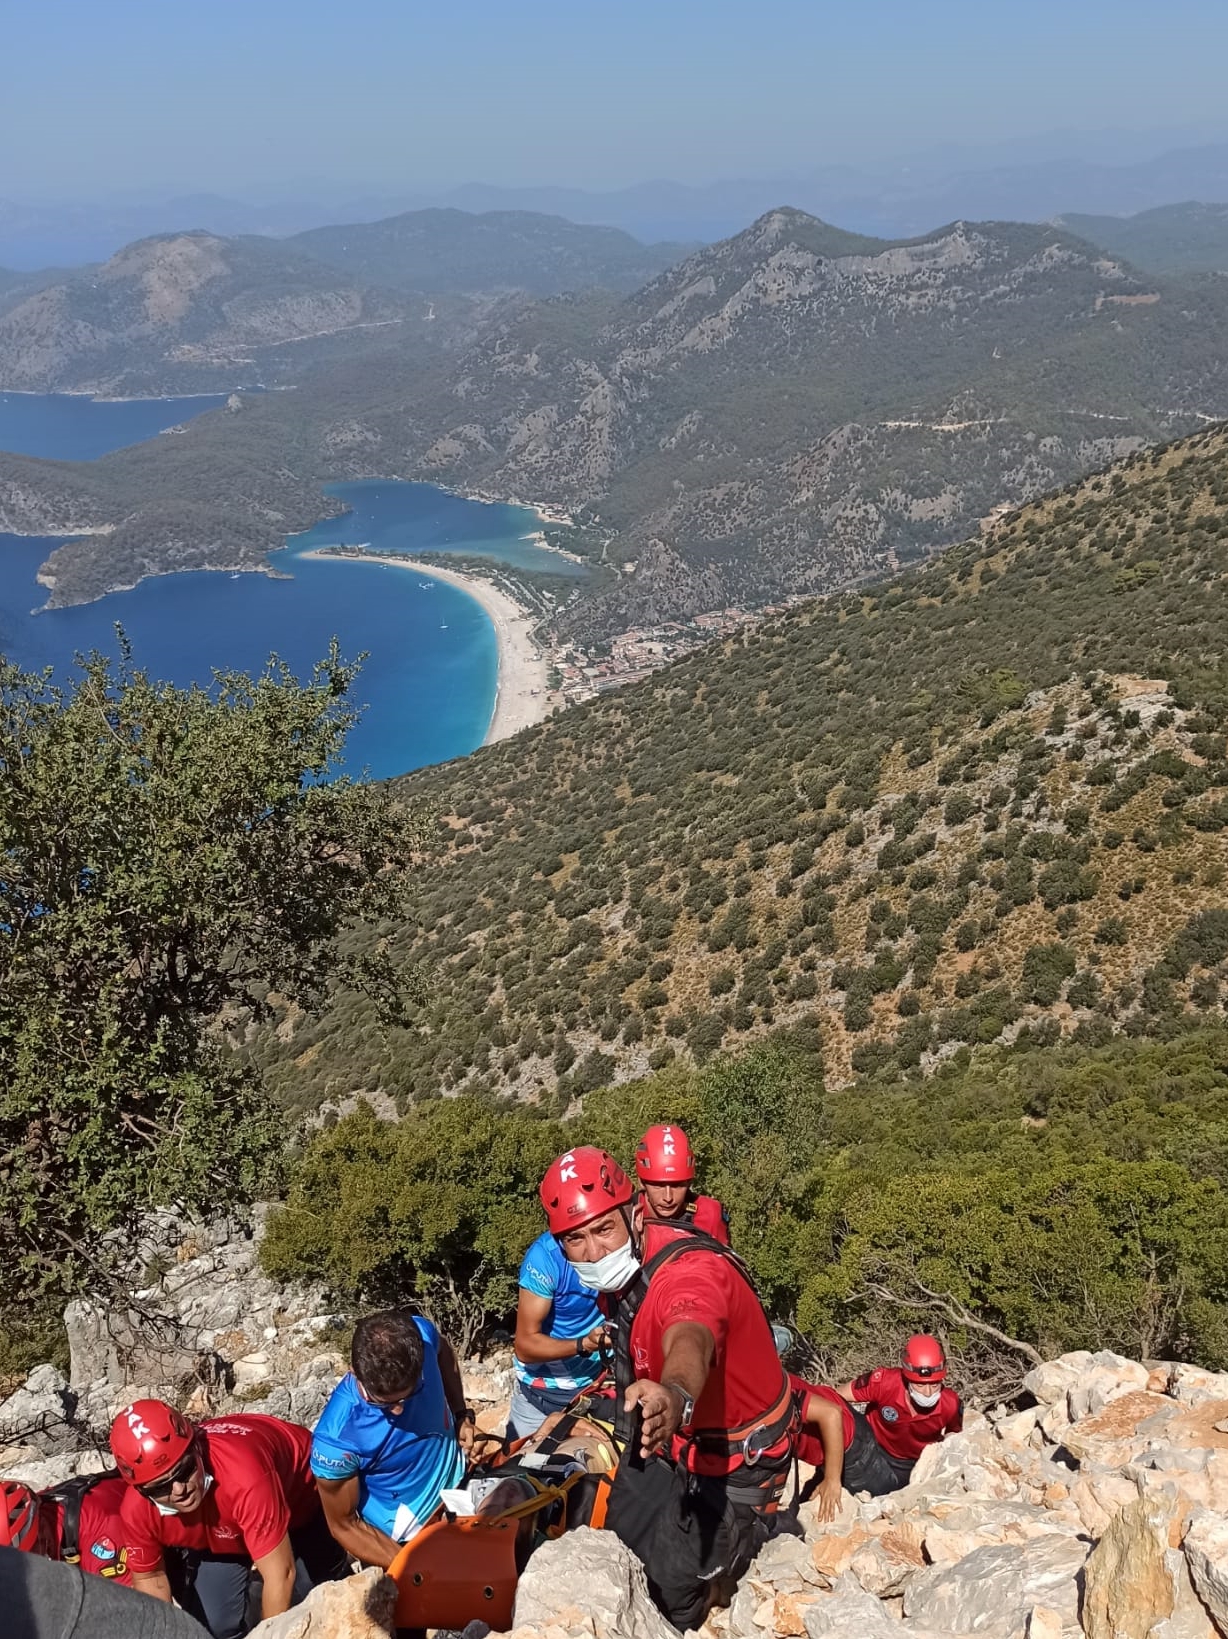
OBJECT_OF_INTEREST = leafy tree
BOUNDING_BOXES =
[262,1099,565,1348]
[0,644,421,1314]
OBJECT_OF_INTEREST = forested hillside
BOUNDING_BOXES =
[1060,201,1228,274]
[391,209,1228,638]
[289,207,695,296]
[257,423,1228,1110]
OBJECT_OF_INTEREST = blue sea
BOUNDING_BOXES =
[0,399,581,779]
[0,391,228,459]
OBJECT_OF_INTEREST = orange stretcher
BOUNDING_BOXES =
[387,1410,618,1632]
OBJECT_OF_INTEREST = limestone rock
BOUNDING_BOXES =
[1067,1358,1151,1422]
[903,1536,1089,1633]
[802,1580,926,1638]
[246,1568,395,1638]
[1025,1609,1064,1639]
[1060,1390,1178,1467]
[1168,1366,1228,1410]
[0,1365,79,1456]
[1023,1353,1094,1407]
[1183,1510,1228,1634]
[511,1528,678,1639]
[1083,1493,1177,1639]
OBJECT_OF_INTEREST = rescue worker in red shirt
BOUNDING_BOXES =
[787,1378,851,1523]
[0,1473,151,1586]
[110,1400,348,1638]
[539,1146,798,1631]
[833,1334,963,1494]
[634,1123,731,1245]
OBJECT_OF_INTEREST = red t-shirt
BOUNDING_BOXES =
[121,1415,319,1572]
[628,1223,788,1477]
[789,1376,854,1471]
[42,1478,136,1585]
[852,1367,963,1462]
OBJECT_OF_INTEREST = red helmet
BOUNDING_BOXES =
[109,1399,195,1485]
[901,1333,947,1383]
[540,1147,634,1234]
[635,1124,696,1184]
[0,1481,38,1551]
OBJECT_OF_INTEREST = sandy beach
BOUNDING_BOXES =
[301,549,554,745]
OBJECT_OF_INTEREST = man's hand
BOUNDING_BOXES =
[578,1324,609,1354]
[624,1378,686,1458]
[459,1419,503,1462]
[814,1473,844,1524]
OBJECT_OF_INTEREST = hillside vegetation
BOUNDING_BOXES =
[264,1027,1228,1378]
[289,206,696,297]
[257,423,1228,1112]
[391,209,1228,638]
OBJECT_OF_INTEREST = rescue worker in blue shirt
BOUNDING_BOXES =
[311,1309,476,1567]
[509,1229,608,1438]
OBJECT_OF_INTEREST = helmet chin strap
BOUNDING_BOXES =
[622,1203,643,1259]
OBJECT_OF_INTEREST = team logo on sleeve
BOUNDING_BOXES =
[880,1405,899,1423]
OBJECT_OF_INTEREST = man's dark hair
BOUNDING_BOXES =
[351,1309,425,1399]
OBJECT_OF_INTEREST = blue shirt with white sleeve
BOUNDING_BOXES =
[514,1231,605,1392]
[310,1314,465,1543]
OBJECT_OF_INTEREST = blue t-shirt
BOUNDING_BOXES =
[514,1231,604,1392]
[310,1315,465,1542]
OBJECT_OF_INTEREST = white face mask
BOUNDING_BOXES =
[574,1240,641,1292]
[909,1386,941,1410]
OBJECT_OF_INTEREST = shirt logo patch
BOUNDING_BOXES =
[880,1405,899,1422]
[90,1537,117,1564]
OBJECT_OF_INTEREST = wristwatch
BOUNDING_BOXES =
[663,1381,695,1427]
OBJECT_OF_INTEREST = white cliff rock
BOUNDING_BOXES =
[245,1568,396,1638]
[1181,1510,1228,1635]
[902,1536,1090,1634]
[511,1528,679,1639]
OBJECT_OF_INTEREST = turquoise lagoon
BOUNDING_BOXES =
[0,398,581,778]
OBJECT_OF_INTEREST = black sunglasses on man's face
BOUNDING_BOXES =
[138,1448,198,1500]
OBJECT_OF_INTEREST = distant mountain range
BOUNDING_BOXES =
[5,138,1228,262]
[4,206,1228,618]
[386,208,1228,638]
[1056,202,1228,274]
[287,209,696,297]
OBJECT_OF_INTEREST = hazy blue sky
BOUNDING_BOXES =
[5,0,1227,197]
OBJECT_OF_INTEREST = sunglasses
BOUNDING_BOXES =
[138,1448,199,1500]
[356,1380,415,1413]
